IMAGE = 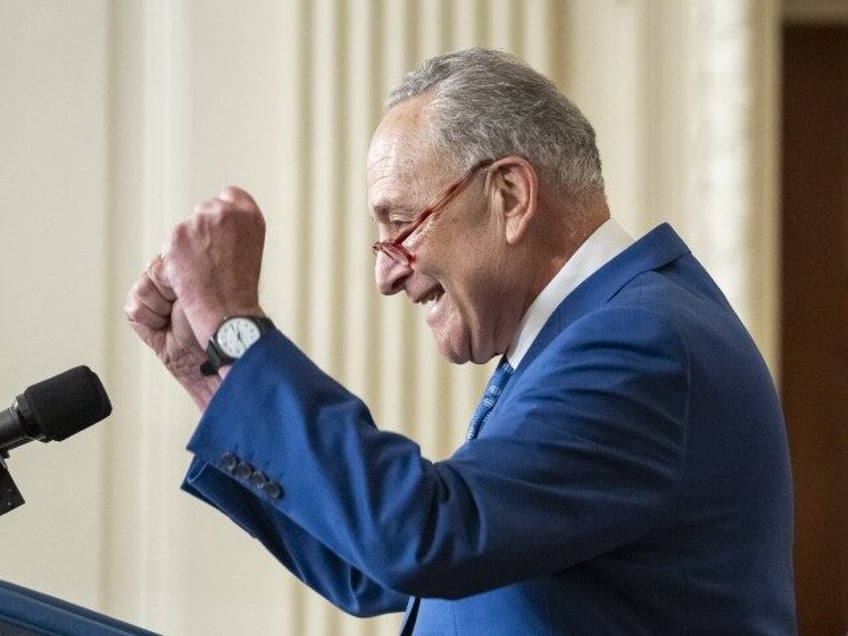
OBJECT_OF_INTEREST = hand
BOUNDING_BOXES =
[124,256,220,409]
[160,186,266,348]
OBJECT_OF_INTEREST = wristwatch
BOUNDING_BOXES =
[200,315,275,376]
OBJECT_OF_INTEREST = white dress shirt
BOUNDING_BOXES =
[506,218,634,369]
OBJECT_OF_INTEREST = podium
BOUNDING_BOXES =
[0,580,159,635]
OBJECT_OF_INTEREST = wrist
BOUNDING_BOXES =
[160,349,222,410]
[191,304,266,349]
[201,314,274,377]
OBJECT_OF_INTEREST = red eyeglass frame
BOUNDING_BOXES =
[371,158,495,265]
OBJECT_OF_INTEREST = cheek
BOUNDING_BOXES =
[452,254,502,315]
[428,212,502,291]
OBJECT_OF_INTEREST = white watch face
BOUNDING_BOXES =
[217,317,262,358]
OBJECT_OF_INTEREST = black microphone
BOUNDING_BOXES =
[0,366,112,456]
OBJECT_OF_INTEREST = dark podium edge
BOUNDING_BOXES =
[0,579,160,635]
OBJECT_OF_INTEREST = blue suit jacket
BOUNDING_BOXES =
[183,224,796,634]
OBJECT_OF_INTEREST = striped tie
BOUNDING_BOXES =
[466,357,514,441]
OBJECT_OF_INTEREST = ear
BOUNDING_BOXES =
[488,156,538,245]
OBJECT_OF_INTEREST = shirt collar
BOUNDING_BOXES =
[505,217,634,369]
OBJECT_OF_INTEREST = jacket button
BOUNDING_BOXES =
[249,471,269,488]
[221,453,239,473]
[234,461,253,479]
[262,482,283,499]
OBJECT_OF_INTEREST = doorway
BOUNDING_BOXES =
[781,23,848,635]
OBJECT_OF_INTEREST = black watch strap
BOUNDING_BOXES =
[200,316,275,377]
[200,343,231,377]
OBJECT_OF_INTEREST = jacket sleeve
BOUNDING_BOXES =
[182,456,408,617]
[183,306,690,602]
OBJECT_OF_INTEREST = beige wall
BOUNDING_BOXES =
[0,1,779,634]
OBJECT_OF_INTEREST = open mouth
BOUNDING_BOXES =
[417,285,445,307]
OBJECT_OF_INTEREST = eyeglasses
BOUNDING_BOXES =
[371,158,495,266]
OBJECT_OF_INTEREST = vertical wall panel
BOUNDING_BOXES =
[634,0,781,372]
[682,1,759,327]
[104,0,147,623]
[0,0,111,614]
[560,0,649,234]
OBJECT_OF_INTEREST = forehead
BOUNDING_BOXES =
[367,96,447,220]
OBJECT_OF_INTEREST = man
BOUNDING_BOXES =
[125,48,796,634]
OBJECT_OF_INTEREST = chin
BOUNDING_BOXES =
[438,345,470,365]
[432,332,471,365]
[434,333,494,366]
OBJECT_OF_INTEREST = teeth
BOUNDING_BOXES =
[419,289,441,305]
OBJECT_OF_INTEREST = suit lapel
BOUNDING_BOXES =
[512,223,690,385]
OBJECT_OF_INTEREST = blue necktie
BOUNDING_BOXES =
[466,357,514,441]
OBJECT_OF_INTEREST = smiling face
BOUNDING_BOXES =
[368,95,533,364]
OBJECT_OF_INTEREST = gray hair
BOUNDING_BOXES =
[386,47,604,197]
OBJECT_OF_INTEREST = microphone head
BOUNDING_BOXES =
[22,366,112,441]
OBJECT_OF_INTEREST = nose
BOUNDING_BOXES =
[374,251,413,295]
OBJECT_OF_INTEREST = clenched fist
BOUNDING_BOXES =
[162,186,267,347]
[124,186,268,409]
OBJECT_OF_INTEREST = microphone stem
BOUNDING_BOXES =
[0,455,25,516]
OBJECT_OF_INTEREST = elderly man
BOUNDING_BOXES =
[125,48,796,634]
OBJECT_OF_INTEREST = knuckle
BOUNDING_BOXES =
[168,223,189,247]
[219,185,246,204]
[130,278,148,297]
[124,299,141,321]
[219,185,238,199]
